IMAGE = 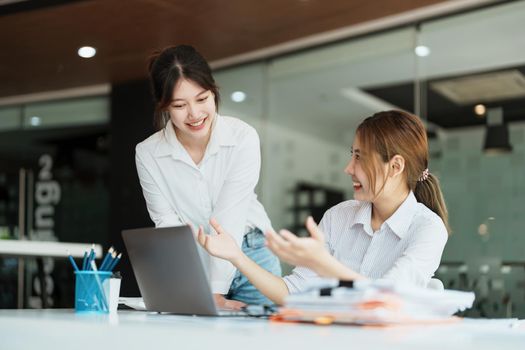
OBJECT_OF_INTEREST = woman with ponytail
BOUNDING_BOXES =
[198,110,449,305]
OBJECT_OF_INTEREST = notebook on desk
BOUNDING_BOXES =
[122,226,246,316]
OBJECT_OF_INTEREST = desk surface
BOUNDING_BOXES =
[0,309,524,350]
[0,240,102,258]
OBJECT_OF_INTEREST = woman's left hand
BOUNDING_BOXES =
[196,218,244,265]
[265,216,332,273]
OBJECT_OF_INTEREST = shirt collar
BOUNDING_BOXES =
[206,114,236,156]
[384,191,418,239]
[351,191,417,238]
[153,120,186,160]
[352,201,373,236]
[153,114,236,159]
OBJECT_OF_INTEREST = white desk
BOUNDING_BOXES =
[0,309,524,350]
[0,240,102,258]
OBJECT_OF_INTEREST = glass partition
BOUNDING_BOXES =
[265,27,418,235]
[0,106,21,131]
[213,2,525,316]
[417,1,525,262]
[22,96,109,129]
[0,95,110,308]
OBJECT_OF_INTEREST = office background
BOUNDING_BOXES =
[0,0,524,318]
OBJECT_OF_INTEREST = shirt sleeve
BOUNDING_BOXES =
[381,221,448,287]
[135,145,184,228]
[283,210,334,294]
[208,126,264,294]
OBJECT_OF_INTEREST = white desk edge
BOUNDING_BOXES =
[0,240,103,258]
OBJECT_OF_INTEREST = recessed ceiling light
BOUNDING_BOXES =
[414,45,430,57]
[78,46,97,58]
[30,116,41,126]
[474,104,486,117]
[231,91,246,103]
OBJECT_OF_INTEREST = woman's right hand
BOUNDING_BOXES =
[197,218,243,264]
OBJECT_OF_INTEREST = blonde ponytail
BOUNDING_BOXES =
[414,173,450,234]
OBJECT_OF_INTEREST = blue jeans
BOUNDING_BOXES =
[226,228,281,305]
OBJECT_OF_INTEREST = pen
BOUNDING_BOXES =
[107,253,122,272]
[99,247,114,271]
[81,250,88,270]
[86,244,95,271]
[102,251,116,271]
[67,251,80,272]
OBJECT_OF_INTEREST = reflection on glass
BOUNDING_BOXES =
[417,1,525,264]
[266,27,417,233]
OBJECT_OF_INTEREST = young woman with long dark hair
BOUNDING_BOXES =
[136,45,281,309]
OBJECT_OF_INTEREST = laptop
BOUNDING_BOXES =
[122,225,246,316]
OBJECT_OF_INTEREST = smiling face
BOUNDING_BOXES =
[345,136,389,202]
[167,78,216,143]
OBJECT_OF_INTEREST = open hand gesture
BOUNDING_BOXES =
[265,216,331,273]
[197,218,243,264]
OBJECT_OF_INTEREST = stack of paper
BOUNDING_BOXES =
[275,280,475,326]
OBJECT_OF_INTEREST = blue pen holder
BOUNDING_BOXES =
[74,271,112,314]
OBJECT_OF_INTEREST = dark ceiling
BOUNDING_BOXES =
[0,0,446,98]
[365,66,525,129]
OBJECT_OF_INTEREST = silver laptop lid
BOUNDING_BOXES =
[122,226,218,316]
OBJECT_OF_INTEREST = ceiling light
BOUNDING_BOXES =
[78,46,97,58]
[483,107,512,155]
[231,91,246,103]
[474,104,486,117]
[484,125,512,154]
[431,70,525,105]
[414,45,430,57]
[30,116,41,126]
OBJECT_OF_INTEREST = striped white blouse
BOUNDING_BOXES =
[283,191,448,293]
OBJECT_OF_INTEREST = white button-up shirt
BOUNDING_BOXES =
[135,115,272,293]
[284,192,448,293]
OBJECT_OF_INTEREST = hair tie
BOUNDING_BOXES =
[418,168,430,182]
